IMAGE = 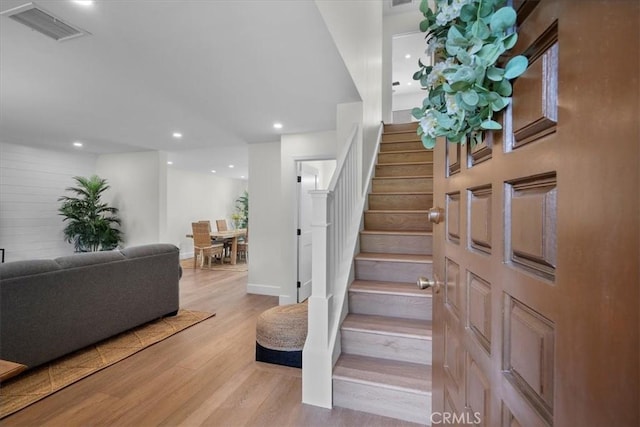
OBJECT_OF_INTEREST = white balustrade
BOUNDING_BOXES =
[302,122,383,408]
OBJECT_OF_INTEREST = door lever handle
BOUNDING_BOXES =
[417,276,442,293]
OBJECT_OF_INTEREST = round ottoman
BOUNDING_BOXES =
[255,302,308,368]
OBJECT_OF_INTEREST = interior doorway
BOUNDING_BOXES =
[296,159,336,302]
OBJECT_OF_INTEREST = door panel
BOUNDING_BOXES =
[431,1,639,426]
[297,163,318,302]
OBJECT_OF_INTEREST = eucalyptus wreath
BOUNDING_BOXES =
[412,0,529,148]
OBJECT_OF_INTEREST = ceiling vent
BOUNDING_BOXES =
[391,0,413,6]
[1,2,89,41]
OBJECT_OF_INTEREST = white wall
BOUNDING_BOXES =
[316,0,383,185]
[96,151,168,248]
[248,131,337,304]
[383,9,425,123]
[248,141,283,297]
[0,143,97,261]
[304,160,336,190]
[166,168,247,258]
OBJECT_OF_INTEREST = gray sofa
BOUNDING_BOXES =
[0,243,181,369]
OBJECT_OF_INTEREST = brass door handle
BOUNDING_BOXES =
[417,276,442,293]
[428,207,444,224]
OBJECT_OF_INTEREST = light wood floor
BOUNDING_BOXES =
[4,267,421,426]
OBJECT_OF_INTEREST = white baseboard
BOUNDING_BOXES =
[279,295,297,305]
[180,250,194,260]
[247,283,281,296]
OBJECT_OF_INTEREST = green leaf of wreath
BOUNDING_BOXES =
[412,108,425,119]
[486,66,505,81]
[462,90,480,106]
[480,119,503,130]
[490,7,517,33]
[421,134,436,149]
[504,55,529,79]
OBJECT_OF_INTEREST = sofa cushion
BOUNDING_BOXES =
[120,244,179,259]
[55,251,126,269]
[0,260,62,280]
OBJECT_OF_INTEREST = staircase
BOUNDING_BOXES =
[332,122,434,425]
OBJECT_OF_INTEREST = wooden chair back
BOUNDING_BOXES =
[216,219,228,232]
[198,220,212,232]
[192,222,212,248]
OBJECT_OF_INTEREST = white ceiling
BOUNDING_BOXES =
[0,0,362,179]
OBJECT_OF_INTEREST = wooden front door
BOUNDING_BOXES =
[430,1,639,426]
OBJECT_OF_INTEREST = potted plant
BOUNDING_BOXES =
[58,175,123,252]
[234,191,248,229]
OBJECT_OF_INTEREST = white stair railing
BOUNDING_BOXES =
[302,122,383,408]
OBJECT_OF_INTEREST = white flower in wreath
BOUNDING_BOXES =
[419,110,439,138]
[426,57,456,89]
[435,0,472,25]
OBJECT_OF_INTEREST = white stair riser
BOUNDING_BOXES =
[360,233,432,255]
[349,292,432,321]
[333,380,432,425]
[341,329,432,365]
[355,259,432,283]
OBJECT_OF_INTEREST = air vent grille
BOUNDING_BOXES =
[1,3,87,41]
[391,0,413,6]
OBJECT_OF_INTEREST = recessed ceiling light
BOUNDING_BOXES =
[73,0,94,6]
[240,175,245,179]
[273,123,283,129]
[167,161,173,165]
[405,54,411,59]
[172,132,182,139]
[211,170,216,173]
[228,164,234,168]
[73,141,83,147]
[407,82,412,86]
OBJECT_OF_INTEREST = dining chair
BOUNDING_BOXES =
[237,225,248,261]
[191,222,224,268]
[215,219,232,257]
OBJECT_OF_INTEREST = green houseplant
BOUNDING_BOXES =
[412,0,529,148]
[234,190,248,229]
[58,175,123,252]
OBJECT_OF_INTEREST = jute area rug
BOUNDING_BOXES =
[181,257,248,272]
[0,309,214,419]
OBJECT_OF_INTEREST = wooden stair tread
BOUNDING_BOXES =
[376,161,432,166]
[350,280,433,298]
[360,230,432,236]
[369,191,433,195]
[334,354,432,394]
[372,175,431,180]
[342,314,432,339]
[365,209,428,214]
[378,149,426,154]
[355,253,432,263]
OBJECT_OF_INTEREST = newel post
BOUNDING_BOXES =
[302,189,333,408]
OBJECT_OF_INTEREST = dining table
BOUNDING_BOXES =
[185,229,246,265]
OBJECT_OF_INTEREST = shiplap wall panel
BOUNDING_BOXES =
[0,143,97,262]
